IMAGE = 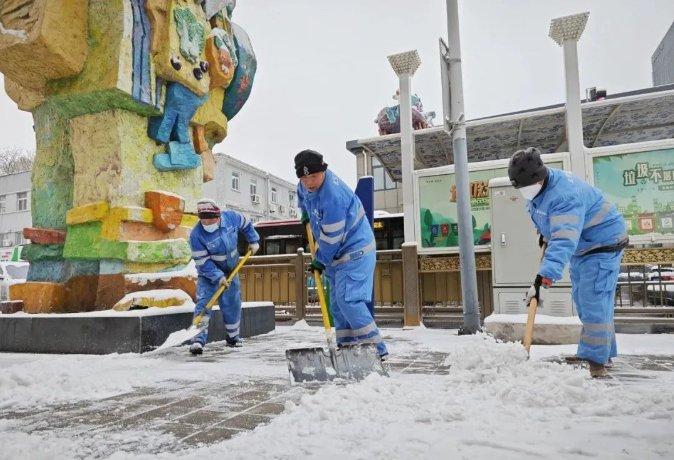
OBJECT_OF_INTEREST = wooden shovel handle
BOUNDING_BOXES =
[523,297,538,354]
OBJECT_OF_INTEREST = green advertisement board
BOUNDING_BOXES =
[418,161,564,249]
[418,167,506,249]
[593,148,674,236]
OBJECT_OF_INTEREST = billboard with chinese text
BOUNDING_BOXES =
[593,148,674,237]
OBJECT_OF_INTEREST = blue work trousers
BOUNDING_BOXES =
[570,251,623,365]
[325,251,388,357]
[191,275,242,346]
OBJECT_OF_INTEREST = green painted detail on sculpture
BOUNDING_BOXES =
[22,244,65,262]
[174,7,205,64]
[45,90,161,119]
[31,103,74,230]
[127,240,192,264]
[64,222,127,260]
[64,222,190,264]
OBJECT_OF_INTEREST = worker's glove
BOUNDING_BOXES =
[538,234,547,249]
[309,259,325,274]
[249,242,260,255]
[525,274,552,308]
[218,276,231,289]
[300,210,310,225]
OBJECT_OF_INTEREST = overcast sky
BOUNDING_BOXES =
[1,0,673,186]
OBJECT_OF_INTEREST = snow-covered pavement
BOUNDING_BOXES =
[1,322,674,459]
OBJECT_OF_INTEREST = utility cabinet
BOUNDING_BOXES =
[489,177,574,316]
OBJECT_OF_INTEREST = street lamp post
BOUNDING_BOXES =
[387,50,421,243]
[549,12,590,178]
[446,0,480,334]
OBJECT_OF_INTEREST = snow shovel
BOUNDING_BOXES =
[152,250,252,352]
[285,224,387,383]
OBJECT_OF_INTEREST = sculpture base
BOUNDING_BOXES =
[0,302,275,354]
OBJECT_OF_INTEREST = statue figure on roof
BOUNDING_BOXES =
[375,90,436,135]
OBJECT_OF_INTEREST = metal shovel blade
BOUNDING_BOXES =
[151,325,204,353]
[286,343,387,383]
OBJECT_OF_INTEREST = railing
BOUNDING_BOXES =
[615,264,674,308]
[239,250,309,321]
[241,247,494,327]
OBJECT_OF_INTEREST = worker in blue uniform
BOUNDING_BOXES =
[189,199,260,355]
[295,149,388,359]
[508,147,627,378]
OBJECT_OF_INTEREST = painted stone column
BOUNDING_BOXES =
[0,0,256,312]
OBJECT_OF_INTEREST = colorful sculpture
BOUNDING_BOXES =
[0,0,256,312]
[375,91,435,135]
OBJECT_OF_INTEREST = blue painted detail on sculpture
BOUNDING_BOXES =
[130,0,152,105]
[148,81,206,171]
[28,260,100,283]
[222,22,256,120]
[153,141,202,171]
[148,82,208,144]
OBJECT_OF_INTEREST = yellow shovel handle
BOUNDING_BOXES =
[193,250,252,327]
[305,223,332,334]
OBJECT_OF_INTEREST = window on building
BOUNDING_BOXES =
[250,179,257,196]
[372,157,396,191]
[271,187,278,204]
[16,192,28,211]
[231,171,240,191]
[289,191,295,206]
[14,232,23,246]
[0,195,6,214]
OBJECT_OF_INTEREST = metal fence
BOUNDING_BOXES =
[616,264,674,308]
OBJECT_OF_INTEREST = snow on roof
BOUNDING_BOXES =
[265,234,302,240]
[374,211,403,219]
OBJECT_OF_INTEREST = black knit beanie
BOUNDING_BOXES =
[295,149,328,178]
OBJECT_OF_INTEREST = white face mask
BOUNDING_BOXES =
[202,222,219,233]
[518,183,543,201]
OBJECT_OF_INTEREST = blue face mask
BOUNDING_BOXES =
[202,222,219,233]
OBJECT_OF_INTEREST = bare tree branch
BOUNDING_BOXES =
[0,147,34,175]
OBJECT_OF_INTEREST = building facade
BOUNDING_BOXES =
[203,153,298,223]
[653,21,674,86]
[0,171,31,249]
[0,155,297,256]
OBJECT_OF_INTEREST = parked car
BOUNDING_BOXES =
[0,261,29,301]
[618,265,674,282]
[646,284,674,306]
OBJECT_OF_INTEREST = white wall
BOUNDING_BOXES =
[203,153,298,222]
[0,171,31,247]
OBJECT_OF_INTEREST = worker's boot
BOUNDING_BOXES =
[226,338,243,348]
[189,342,204,355]
[588,361,608,379]
[564,355,586,364]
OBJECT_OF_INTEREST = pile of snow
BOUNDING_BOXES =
[164,333,674,459]
[1,326,674,458]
